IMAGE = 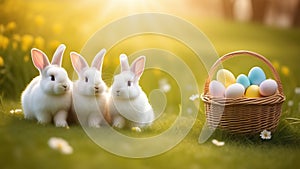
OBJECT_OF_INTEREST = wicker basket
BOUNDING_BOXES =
[201,50,286,134]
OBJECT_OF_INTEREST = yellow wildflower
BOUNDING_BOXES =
[0,24,4,33]
[34,15,45,27]
[281,66,290,76]
[13,34,21,42]
[34,36,45,49]
[0,35,9,50]
[12,41,18,50]
[0,56,4,67]
[21,34,34,51]
[6,21,16,31]
[24,55,30,63]
[272,61,280,70]
[52,23,62,35]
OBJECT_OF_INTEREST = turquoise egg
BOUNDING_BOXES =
[236,74,250,89]
[248,67,266,85]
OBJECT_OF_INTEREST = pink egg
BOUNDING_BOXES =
[209,80,225,97]
[259,79,278,96]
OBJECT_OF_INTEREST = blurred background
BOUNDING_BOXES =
[0,0,299,100]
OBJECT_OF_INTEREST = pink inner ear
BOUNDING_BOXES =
[32,49,49,70]
[71,54,81,73]
[70,52,88,74]
[92,48,106,70]
[133,57,145,78]
[51,44,66,66]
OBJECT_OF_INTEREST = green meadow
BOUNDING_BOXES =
[1,0,300,169]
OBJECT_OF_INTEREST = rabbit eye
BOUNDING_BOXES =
[85,77,88,83]
[50,75,55,81]
[127,81,132,87]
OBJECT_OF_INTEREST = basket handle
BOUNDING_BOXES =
[204,50,284,95]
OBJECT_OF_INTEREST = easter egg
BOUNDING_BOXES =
[248,67,266,85]
[225,83,245,98]
[259,79,278,96]
[245,85,261,98]
[209,80,225,97]
[216,69,236,87]
[236,74,250,89]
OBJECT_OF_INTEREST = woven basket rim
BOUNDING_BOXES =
[201,93,285,106]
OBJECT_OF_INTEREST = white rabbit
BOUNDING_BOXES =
[70,49,110,128]
[21,44,72,127]
[108,54,154,129]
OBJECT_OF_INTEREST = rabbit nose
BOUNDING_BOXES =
[116,90,120,94]
[63,85,68,89]
[95,87,99,90]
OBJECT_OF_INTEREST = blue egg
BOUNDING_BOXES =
[248,67,266,85]
[236,74,250,89]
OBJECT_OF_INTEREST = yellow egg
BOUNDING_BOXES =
[245,85,261,98]
[216,69,236,87]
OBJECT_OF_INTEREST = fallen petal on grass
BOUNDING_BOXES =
[9,109,23,114]
[131,127,142,132]
[288,100,294,107]
[212,139,225,146]
[159,79,171,93]
[295,87,300,94]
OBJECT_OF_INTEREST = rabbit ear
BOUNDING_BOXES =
[70,52,89,75]
[120,54,130,72]
[51,44,66,66]
[31,48,50,71]
[130,56,145,80]
[91,48,106,71]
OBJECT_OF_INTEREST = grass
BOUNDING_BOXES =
[1,100,300,169]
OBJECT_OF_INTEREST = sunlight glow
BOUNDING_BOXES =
[98,0,164,19]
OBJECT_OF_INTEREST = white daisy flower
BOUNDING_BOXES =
[159,79,171,93]
[48,137,73,154]
[288,100,294,107]
[187,108,193,114]
[295,87,300,94]
[260,130,271,140]
[212,139,225,146]
[189,94,199,101]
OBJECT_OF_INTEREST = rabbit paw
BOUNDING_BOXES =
[55,119,68,127]
[112,116,125,128]
[54,110,68,127]
[88,119,101,128]
[88,113,102,128]
[36,113,52,124]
